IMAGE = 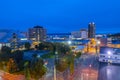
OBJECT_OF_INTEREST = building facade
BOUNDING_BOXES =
[99,47,120,64]
[80,29,88,39]
[10,33,19,49]
[0,30,11,49]
[71,31,81,39]
[47,33,71,40]
[28,26,46,41]
[88,22,96,38]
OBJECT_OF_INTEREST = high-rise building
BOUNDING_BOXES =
[80,29,88,39]
[88,22,96,38]
[11,33,19,49]
[28,26,46,41]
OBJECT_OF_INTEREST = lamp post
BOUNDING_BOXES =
[54,62,57,80]
[89,64,92,73]
[54,44,58,80]
[68,41,72,45]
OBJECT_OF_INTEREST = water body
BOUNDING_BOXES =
[98,62,120,80]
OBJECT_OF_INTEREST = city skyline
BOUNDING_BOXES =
[0,0,120,33]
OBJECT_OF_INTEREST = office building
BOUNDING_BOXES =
[10,33,19,49]
[71,31,81,39]
[99,47,120,64]
[80,29,88,39]
[88,22,96,38]
[28,26,46,41]
[47,33,71,40]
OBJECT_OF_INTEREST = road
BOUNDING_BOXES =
[2,53,120,80]
[43,54,120,80]
[81,54,120,80]
[73,54,98,80]
[98,62,120,80]
[43,54,99,80]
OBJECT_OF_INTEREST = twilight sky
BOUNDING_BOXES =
[0,0,120,33]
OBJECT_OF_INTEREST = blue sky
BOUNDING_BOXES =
[0,0,120,33]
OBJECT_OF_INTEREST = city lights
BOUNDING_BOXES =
[68,40,72,45]
[0,0,119,80]
[107,51,112,55]
[97,40,101,45]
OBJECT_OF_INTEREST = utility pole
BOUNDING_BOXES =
[54,65,56,80]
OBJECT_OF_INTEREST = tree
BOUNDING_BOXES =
[0,46,12,72]
[45,42,54,51]
[67,53,75,78]
[55,53,75,73]
[38,42,54,51]
[25,67,31,80]
[38,42,46,50]
[56,56,69,72]
[69,58,74,74]
[12,50,24,71]
[1,46,11,54]
[29,54,47,80]
[24,61,31,80]
[53,43,71,55]
[0,46,12,61]
[75,52,82,58]
[13,50,24,63]
[24,42,31,50]
[7,58,18,73]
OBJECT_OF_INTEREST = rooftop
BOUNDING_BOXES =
[34,25,43,28]
[100,47,120,55]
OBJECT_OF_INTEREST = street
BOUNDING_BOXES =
[44,54,99,80]
[98,62,120,80]
[74,54,98,80]
[40,54,120,80]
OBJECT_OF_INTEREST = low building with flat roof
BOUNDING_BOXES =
[99,47,120,64]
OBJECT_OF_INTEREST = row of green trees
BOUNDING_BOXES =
[34,42,74,74]
[0,46,23,72]
[0,45,47,80]
[34,41,81,74]
[0,41,81,80]
[55,53,75,74]
[24,41,71,55]
[24,54,47,80]
[31,41,81,79]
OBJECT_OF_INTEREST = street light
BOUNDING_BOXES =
[68,40,72,52]
[97,40,101,45]
[107,51,113,64]
[54,64,57,80]
[54,45,58,80]
[89,64,92,68]
[107,51,112,60]
[89,64,92,71]
[68,40,72,45]
[107,51,112,55]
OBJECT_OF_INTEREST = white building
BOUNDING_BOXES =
[99,47,120,64]
[71,31,81,39]
[80,29,88,39]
